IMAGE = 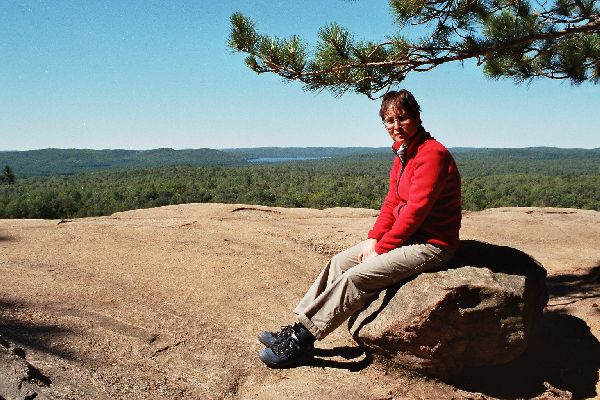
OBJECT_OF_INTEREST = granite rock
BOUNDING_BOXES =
[348,240,548,380]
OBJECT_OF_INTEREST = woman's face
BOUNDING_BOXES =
[383,106,420,144]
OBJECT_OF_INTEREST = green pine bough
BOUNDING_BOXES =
[228,0,600,98]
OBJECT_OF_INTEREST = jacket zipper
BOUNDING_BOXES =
[396,153,404,196]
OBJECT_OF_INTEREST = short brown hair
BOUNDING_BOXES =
[379,90,421,120]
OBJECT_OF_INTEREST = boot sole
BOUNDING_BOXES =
[258,348,314,369]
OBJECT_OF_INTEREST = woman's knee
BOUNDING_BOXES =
[330,247,360,272]
[344,268,390,292]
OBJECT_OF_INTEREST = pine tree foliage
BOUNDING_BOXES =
[228,0,600,97]
[1,165,15,185]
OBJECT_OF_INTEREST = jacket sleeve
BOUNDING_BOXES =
[375,146,450,253]
[367,156,400,241]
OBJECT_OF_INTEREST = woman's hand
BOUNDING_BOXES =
[357,238,379,263]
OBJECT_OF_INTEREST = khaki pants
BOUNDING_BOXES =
[295,241,455,340]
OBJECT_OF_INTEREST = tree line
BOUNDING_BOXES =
[1,153,599,219]
[0,148,246,177]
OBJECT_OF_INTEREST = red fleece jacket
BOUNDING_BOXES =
[368,130,461,254]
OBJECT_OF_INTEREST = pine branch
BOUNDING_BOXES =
[292,16,598,78]
[229,5,600,97]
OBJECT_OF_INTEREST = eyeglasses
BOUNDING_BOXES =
[383,115,412,127]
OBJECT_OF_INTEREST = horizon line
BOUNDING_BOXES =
[1,145,599,152]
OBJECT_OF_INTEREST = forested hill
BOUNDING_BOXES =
[2,146,600,218]
[452,147,600,159]
[3,146,599,177]
[0,148,248,176]
[454,147,600,175]
[221,147,389,159]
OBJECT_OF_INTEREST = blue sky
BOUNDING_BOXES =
[1,0,598,150]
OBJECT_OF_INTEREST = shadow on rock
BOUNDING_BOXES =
[452,311,600,399]
[444,239,548,279]
[547,264,600,307]
[302,346,373,372]
[0,299,76,360]
[0,232,14,242]
[1,338,54,400]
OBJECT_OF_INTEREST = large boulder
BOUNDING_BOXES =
[348,240,548,380]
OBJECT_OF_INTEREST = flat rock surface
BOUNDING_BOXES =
[0,205,599,399]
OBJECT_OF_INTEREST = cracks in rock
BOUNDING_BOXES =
[547,294,600,307]
[231,206,281,214]
[525,210,576,215]
[150,340,185,358]
[178,221,197,227]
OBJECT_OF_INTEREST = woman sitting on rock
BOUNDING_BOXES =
[258,89,462,368]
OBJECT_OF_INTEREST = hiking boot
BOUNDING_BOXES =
[257,324,296,348]
[258,323,315,368]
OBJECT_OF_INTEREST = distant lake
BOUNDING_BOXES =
[247,157,331,163]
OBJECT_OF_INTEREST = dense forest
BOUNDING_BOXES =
[1,147,599,219]
[0,148,247,177]
[0,147,395,177]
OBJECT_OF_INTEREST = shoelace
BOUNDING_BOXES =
[272,324,295,342]
[272,332,301,357]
